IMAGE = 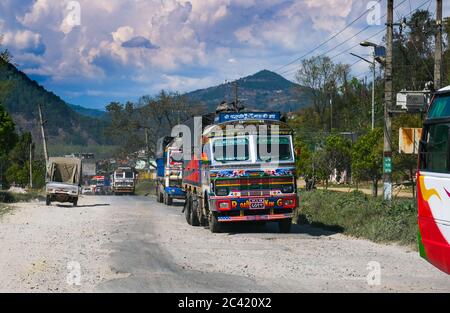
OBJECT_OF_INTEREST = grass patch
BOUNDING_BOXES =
[0,204,12,217]
[0,190,45,203]
[135,181,156,196]
[297,190,418,247]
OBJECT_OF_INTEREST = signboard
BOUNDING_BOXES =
[215,112,281,123]
[383,157,392,174]
[399,128,422,154]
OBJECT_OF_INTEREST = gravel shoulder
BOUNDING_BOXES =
[0,195,448,293]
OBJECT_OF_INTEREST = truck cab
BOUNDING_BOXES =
[112,167,136,195]
[182,111,298,233]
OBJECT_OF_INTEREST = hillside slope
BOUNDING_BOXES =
[0,60,109,146]
[185,70,312,112]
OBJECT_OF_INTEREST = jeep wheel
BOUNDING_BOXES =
[46,196,51,206]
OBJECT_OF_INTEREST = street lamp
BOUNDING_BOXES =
[350,41,385,130]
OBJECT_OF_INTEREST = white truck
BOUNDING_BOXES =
[112,167,136,195]
[45,157,82,206]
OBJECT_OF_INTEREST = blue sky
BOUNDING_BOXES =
[0,0,448,110]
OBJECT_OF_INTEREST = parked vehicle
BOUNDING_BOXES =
[180,109,298,233]
[45,157,82,206]
[112,167,136,195]
[418,85,450,274]
[155,136,186,205]
[81,185,94,195]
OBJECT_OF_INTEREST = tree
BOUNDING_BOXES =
[0,34,12,63]
[0,104,17,157]
[105,90,201,158]
[5,132,34,188]
[351,128,383,197]
[295,56,344,130]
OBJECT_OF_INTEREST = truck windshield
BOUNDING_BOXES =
[125,172,134,179]
[213,137,250,163]
[257,136,293,162]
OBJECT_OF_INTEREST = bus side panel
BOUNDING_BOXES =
[418,173,450,274]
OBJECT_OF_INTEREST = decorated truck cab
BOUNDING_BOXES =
[156,136,186,205]
[182,111,298,233]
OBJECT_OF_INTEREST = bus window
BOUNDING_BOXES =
[420,123,450,173]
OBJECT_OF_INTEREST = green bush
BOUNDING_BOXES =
[297,190,417,247]
[0,190,45,203]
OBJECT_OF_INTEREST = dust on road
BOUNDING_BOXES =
[0,195,448,292]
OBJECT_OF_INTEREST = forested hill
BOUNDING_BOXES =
[185,70,313,112]
[0,60,109,145]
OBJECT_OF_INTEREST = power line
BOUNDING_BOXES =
[273,0,383,73]
[281,0,433,79]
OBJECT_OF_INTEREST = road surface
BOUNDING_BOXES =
[0,195,448,292]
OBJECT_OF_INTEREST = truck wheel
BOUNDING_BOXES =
[184,194,192,225]
[209,212,221,233]
[46,196,51,206]
[278,219,292,233]
[190,195,200,226]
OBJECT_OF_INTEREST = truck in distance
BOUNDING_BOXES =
[45,157,82,206]
[181,110,298,233]
[155,136,186,205]
[112,167,136,195]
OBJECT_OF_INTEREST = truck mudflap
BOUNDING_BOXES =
[218,212,293,222]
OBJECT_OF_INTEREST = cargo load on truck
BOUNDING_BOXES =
[45,157,82,206]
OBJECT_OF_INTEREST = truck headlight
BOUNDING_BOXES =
[281,185,294,194]
[215,187,229,196]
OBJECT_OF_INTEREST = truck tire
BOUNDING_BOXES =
[73,198,78,207]
[184,194,192,225]
[190,195,200,226]
[278,218,292,233]
[46,196,51,206]
[209,212,221,233]
[159,192,164,203]
[166,195,173,206]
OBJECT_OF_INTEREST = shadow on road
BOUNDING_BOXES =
[56,203,111,208]
[222,221,342,237]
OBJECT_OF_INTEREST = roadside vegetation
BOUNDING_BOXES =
[296,190,417,247]
[0,190,45,203]
[135,181,155,196]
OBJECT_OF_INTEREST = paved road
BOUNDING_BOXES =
[0,195,448,292]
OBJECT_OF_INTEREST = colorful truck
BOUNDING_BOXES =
[156,136,186,205]
[418,85,450,274]
[181,110,298,233]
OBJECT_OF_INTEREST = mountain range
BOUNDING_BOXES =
[0,63,311,147]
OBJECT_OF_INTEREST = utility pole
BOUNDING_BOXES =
[330,97,333,130]
[434,0,443,90]
[371,54,376,130]
[233,81,238,110]
[38,103,49,165]
[29,142,33,189]
[383,0,394,201]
